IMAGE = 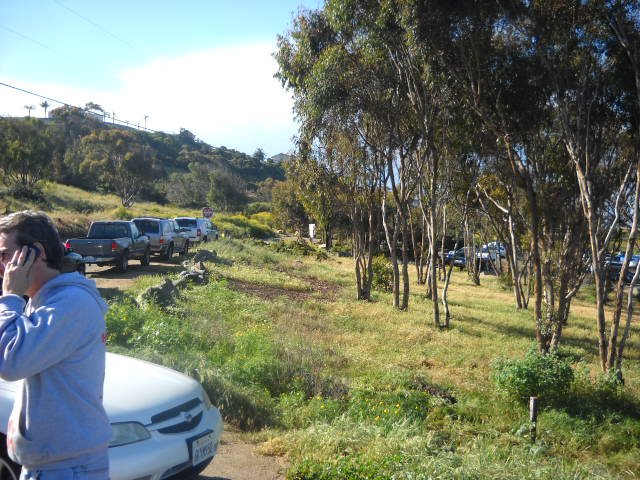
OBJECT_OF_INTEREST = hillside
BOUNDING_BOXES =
[0,107,285,211]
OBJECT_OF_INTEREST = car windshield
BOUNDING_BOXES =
[133,219,159,234]
[176,218,197,228]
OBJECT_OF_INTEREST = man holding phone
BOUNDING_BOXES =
[0,211,111,479]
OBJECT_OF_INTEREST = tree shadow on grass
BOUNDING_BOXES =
[553,386,640,421]
[97,287,127,302]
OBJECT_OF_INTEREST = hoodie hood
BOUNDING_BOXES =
[32,272,108,315]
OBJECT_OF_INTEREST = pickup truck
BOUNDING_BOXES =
[66,221,150,272]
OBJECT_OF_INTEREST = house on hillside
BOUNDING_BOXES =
[268,153,292,164]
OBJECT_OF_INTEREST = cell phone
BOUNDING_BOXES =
[23,245,40,265]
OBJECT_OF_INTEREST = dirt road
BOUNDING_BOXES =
[85,262,288,480]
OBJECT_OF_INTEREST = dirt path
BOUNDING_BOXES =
[197,427,288,480]
[86,262,288,480]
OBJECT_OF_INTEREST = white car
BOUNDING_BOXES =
[0,353,223,480]
[174,217,211,243]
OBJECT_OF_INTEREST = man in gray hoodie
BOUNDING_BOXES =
[0,211,111,479]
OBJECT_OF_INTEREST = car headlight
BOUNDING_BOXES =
[201,387,213,410]
[110,422,151,447]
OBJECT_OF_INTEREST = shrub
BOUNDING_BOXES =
[244,202,271,215]
[371,255,393,292]
[216,214,275,239]
[270,239,318,256]
[492,348,574,402]
[114,206,133,219]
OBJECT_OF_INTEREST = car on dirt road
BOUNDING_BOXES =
[0,353,223,480]
[66,221,151,272]
[132,218,190,260]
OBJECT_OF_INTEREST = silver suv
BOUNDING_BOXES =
[132,218,189,260]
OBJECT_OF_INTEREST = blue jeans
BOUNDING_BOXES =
[19,456,109,480]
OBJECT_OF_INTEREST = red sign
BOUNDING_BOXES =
[202,206,214,218]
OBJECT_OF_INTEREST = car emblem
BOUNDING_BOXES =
[181,411,193,423]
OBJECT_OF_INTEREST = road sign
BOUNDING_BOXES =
[202,206,214,218]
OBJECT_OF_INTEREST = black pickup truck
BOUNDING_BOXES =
[66,221,150,272]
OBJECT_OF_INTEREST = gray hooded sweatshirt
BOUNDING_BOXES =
[0,272,112,469]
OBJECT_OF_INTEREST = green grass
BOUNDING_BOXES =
[102,238,640,479]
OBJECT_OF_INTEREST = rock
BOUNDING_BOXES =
[137,277,180,307]
[193,249,217,263]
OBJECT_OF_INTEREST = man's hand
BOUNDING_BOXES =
[2,246,35,297]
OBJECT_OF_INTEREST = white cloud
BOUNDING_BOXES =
[0,42,298,156]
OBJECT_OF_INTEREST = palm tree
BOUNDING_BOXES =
[24,105,34,118]
[40,100,50,118]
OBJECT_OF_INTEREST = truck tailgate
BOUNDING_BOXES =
[68,239,114,257]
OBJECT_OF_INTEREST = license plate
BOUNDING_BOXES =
[190,432,217,466]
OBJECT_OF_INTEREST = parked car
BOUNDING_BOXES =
[66,221,150,272]
[62,243,86,275]
[174,217,211,243]
[445,247,495,271]
[445,248,467,269]
[0,353,223,480]
[132,218,190,260]
[482,242,507,259]
[608,252,640,282]
[203,219,219,241]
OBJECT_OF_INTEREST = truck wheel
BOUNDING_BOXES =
[140,249,151,266]
[117,253,129,272]
[161,244,174,261]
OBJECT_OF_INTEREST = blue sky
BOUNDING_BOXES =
[0,0,320,156]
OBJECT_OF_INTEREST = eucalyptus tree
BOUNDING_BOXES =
[0,118,52,195]
[275,4,398,303]
[496,1,640,373]
[80,129,157,207]
[286,142,342,249]
[408,1,591,351]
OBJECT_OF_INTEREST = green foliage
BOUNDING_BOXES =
[80,129,160,207]
[269,239,327,260]
[329,242,351,256]
[215,213,275,239]
[114,206,133,219]
[105,300,205,351]
[492,348,575,402]
[0,118,53,194]
[287,456,403,480]
[222,326,290,395]
[271,179,309,233]
[244,202,271,215]
[207,169,249,212]
[371,255,393,292]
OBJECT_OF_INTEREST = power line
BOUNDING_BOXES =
[0,80,160,134]
[0,24,103,74]
[51,0,146,56]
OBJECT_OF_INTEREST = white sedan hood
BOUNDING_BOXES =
[104,353,203,424]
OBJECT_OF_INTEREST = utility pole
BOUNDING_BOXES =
[144,115,148,129]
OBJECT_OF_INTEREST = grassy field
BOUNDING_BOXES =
[110,238,639,480]
[4,184,639,478]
